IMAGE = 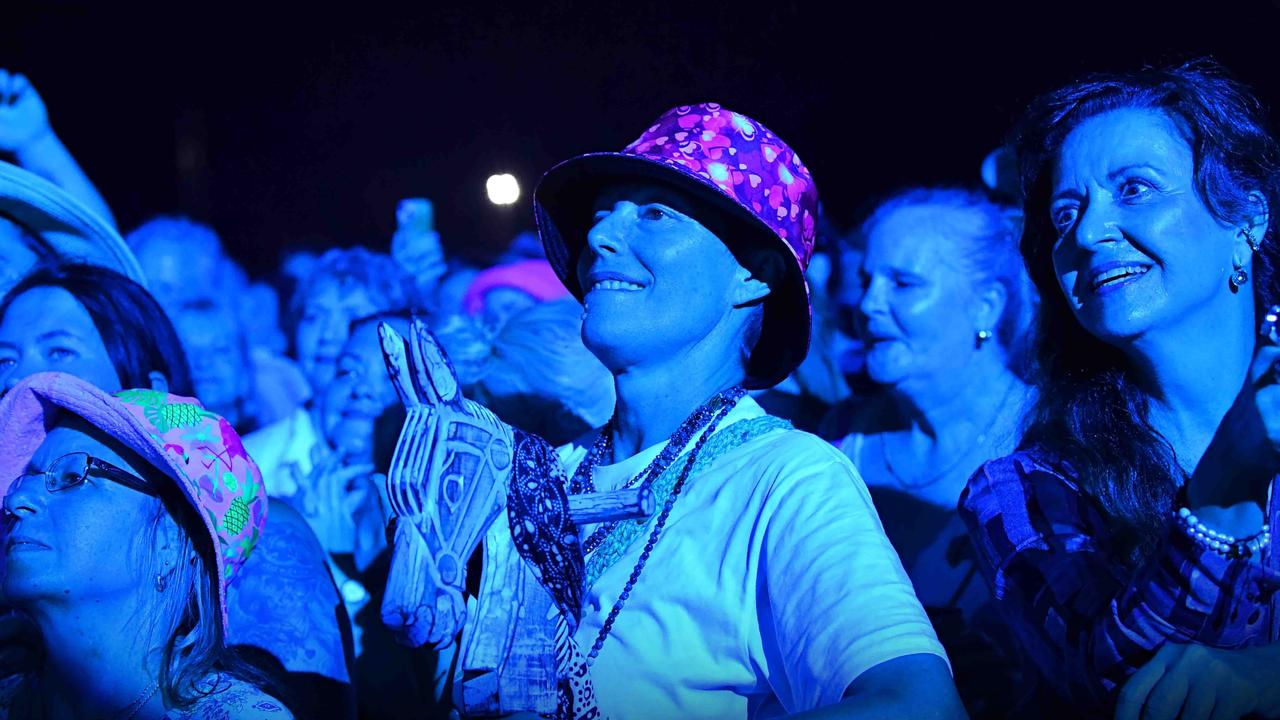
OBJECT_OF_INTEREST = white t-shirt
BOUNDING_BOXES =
[244,406,320,499]
[565,396,946,719]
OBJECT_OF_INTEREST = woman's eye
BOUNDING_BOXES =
[47,347,78,362]
[1119,179,1153,200]
[0,356,15,370]
[1051,205,1078,233]
[640,206,670,221]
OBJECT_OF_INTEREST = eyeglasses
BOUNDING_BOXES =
[16,451,157,497]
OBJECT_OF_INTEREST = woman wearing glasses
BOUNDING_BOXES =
[0,371,291,719]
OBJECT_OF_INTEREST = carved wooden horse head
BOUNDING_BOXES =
[377,320,514,648]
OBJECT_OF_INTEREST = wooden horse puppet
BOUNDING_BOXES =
[376,318,651,719]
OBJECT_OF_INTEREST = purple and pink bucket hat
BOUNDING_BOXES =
[534,102,820,389]
[0,372,267,637]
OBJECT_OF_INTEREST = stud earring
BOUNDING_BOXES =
[975,329,994,348]
[1230,268,1250,292]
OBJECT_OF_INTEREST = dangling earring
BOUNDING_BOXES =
[975,329,994,348]
[155,573,169,593]
[1230,267,1250,292]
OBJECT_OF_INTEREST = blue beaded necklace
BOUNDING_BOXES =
[571,386,746,663]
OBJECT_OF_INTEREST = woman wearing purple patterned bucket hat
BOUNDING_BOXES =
[0,372,291,719]
[516,103,962,718]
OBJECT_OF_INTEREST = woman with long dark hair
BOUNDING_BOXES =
[961,60,1280,718]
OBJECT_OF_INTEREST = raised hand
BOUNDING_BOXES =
[0,70,51,154]
[377,318,515,648]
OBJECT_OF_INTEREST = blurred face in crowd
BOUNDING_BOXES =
[1048,108,1254,344]
[478,286,538,335]
[0,219,38,297]
[576,183,764,373]
[131,233,227,327]
[0,286,120,394]
[4,417,160,609]
[295,279,379,391]
[319,319,407,464]
[855,203,990,393]
[174,304,251,426]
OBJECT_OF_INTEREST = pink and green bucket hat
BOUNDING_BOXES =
[534,102,820,389]
[0,372,267,636]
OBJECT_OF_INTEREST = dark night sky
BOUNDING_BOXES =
[6,3,1280,275]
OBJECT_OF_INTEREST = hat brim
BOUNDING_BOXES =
[0,162,146,287]
[0,372,230,636]
[534,152,810,390]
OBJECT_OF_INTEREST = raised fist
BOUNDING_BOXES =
[0,71,51,154]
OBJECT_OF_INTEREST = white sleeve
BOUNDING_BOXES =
[759,439,948,713]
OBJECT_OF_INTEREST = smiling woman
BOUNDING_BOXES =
[960,59,1280,719]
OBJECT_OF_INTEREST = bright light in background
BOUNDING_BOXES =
[486,173,520,205]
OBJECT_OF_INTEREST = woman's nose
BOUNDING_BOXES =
[3,475,44,518]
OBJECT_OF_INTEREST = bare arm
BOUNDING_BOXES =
[0,71,115,226]
[792,654,967,720]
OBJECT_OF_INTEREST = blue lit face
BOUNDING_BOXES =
[174,305,250,424]
[856,204,988,389]
[1049,108,1243,343]
[0,286,122,394]
[296,280,379,391]
[3,421,158,608]
[320,319,406,463]
[576,184,752,373]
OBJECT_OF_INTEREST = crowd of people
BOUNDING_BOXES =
[0,57,1277,719]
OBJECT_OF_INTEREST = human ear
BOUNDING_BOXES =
[1236,191,1271,265]
[972,280,1008,337]
[732,267,772,307]
[148,371,170,394]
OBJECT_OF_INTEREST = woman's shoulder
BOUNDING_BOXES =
[165,676,294,720]
[961,446,1099,546]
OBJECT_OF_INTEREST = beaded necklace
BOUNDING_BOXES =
[573,386,745,663]
[571,387,745,555]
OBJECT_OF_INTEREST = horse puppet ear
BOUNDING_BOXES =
[379,317,464,410]
[411,319,460,405]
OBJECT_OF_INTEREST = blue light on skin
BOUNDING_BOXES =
[576,182,769,457]
[1049,107,1268,535]
[1049,107,1257,347]
[856,204,1008,401]
[173,304,252,427]
[0,286,122,394]
[320,318,410,466]
[5,418,178,718]
[574,181,965,719]
[854,202,1020,509]
[295,280,379,392]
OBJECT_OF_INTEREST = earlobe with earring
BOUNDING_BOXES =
[1231,227,1260,292]
[975,329,994,349]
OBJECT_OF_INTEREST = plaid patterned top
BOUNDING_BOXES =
[959,450,1280,715]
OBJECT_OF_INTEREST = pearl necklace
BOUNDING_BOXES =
[1175,507,1272,560]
